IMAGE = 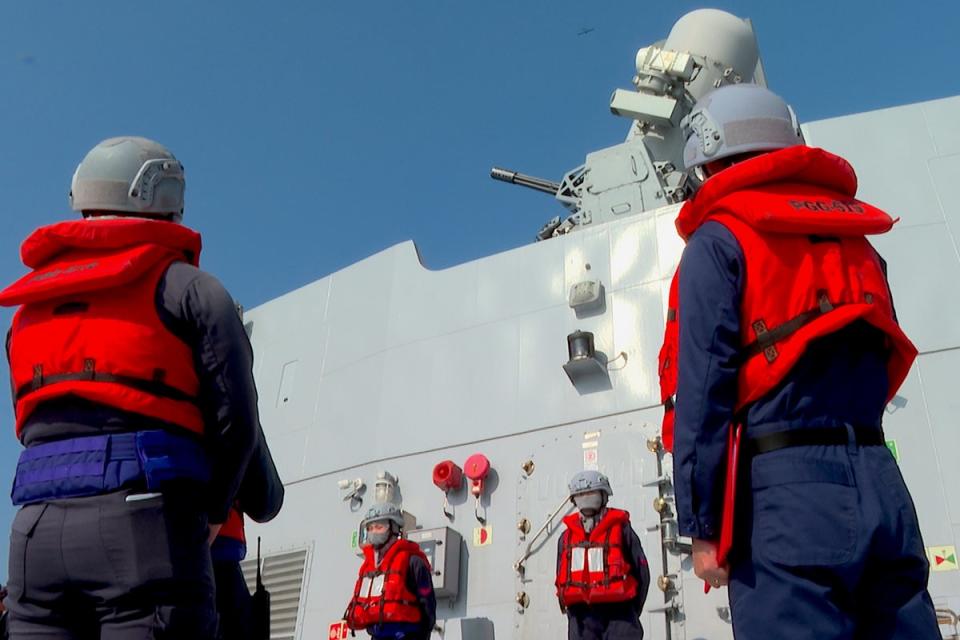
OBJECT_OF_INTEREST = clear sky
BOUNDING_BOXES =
[0,1,957,577]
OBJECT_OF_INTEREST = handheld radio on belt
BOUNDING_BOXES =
[252,537,271,640]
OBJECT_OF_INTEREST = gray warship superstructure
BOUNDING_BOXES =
[238,9,960,639]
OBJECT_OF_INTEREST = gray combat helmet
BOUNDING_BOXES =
[360,502,405,529]
[681,84,804,171]
[568,470,613,498]
[70,137,185,220]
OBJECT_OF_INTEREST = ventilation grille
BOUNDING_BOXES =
[240,548,309,640]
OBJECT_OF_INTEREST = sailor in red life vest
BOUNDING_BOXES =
[0,137,264,639]
[556,471,650,640]
[345,503,436,640]
[211,420,285,640]
[666,84,940,638]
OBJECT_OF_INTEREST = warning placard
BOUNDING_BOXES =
[927,545,958,572]
[583,435,599,471]
[473,526,493,547]
[583,447,599,471]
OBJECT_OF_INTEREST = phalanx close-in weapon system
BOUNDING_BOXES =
[491,9,766,239]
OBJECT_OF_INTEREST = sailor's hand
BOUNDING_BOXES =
[208,523,222,545]
[692,538,729,589]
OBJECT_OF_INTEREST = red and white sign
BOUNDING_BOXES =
[583,447,599,471]
[473,525,493,547]
[928,545,958,572]
[328,620,349,639]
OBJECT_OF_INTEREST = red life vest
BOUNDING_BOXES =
[346,539,428,630]
[556,508,639,607]
[658,146,917,448]
[657,273,680,452]
[0,218,205,439]
[219,506,246,544]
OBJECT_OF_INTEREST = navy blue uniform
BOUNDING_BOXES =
[557,516,651,640]
[6,261,262,639]
[367,540,436,640]
[674,221,940,638]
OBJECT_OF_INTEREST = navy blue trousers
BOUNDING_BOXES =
[566,602,643,640]
[729,432,940,639]
[213,562,252,640]
[6,486,216,639]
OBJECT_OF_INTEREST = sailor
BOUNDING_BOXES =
[345,503,437,640]
[555,470,650,640]
[212,424,285,640]
[1,137,262,638]
[665,84,941,638]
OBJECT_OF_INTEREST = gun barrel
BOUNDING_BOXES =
[490,167,560,196]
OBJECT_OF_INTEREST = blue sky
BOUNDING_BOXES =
[0,1,957,577]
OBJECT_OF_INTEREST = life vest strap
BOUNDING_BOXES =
[19,362,197,404]
[354,597,419,608]
[741,291,853,363]
[563,574,629,589]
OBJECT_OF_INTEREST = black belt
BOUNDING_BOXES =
[747,425,884,455]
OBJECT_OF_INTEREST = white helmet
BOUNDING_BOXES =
[681,84,804,171]
[70,136,185,220]
[360,502,405,529]
[568,470,613,498]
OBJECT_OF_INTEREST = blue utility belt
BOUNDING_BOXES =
[12,430,210,506]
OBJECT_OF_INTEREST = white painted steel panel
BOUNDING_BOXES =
[375,321,521,459]
[804,104,944,228]
[912,352,960,527]
[301,353,387,479]
[245,94,960,640]
[609,215,659,290]
[475,238,565,324]
[922,96,960,157]
[609,282,667,409]
[653,204,684,281]
[515,304,616,430]
[872,224,960,354]
[906,351,960,607]
[883,366,950,543]
[246,278,330,346]
[386,258,480,346]
[929,153,960,249]
[320,245,400,374]
[563,226,613,300]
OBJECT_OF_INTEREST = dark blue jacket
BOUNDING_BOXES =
[673,221,891,539]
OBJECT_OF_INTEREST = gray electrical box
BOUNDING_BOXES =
[407,527,462,600]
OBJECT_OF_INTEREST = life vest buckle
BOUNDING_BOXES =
[817,290,834,313]
[751,320,780,363]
